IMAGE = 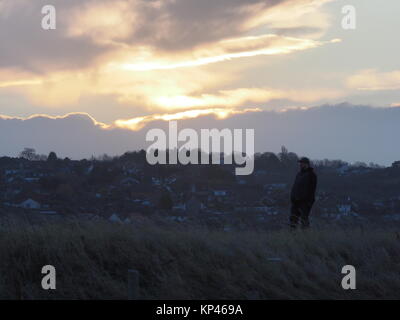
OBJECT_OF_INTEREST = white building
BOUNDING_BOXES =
[108,213,122,223]
[18,198,41,209]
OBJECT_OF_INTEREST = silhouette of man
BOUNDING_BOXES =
[290,157,317,229]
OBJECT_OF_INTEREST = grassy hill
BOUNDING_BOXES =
[0,218,399,299]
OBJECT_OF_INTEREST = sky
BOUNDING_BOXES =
[0,0,399,163]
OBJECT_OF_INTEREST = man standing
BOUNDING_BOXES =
[290,157,317,229]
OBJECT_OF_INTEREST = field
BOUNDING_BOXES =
[0,218,399,300]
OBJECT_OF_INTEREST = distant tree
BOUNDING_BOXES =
[36,154,48,161]
[97,153,113,162]
[56,183,75,200]
[88,164,119,185]
[315,159,347,168]
[369,162,384,169]
[40,176,64,190]
[287,152,299,163]
[278,146,289,162]
[19,148,37,161]
[255,152,282,171]
[278,146,298,169]
[202,165,235,183]
[353,161,368,168]
[119,150,147,165]
[19,148,47,161]
[158,193,173,211]
[47,151,58,162]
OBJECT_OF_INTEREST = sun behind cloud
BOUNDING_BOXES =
[0,0,368,127]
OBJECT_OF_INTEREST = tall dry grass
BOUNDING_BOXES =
[0,218,399,299]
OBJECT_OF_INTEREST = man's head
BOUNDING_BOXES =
[298,157,311,170]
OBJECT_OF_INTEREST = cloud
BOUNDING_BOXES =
[145,87,344,111]
[0,111,109,128]
[0,62,344,111]
[66,0,139,45]
[347,69,400,91]
[0,0,109,73]
[0,65,232,108]
[67,0,332,49]
[0,0,333,73]
[0,0,340,121]
[242,0,333,38]
[113,107,263,130]
[117,35,339,71]
[0,112,141,159]
[1,104,400,166]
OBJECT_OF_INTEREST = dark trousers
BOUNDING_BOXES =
[290,201,313,229]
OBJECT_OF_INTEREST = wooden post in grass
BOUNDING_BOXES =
[128,269,140,300]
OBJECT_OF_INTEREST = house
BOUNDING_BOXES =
[75,213,102,221]
[373,201,385,209]
[120,177,140,186]
[167,216,187,222]
[24,177,40,183]
[336,165,350,175]
[337,204,352,215]
[264,183,286,191]
[186,196,203,215]
[213,190,228,197]
[38,210,59,216]
[18,198,41,209]
[123,217,132,224]
[108,213,122,223]
[383,214,400,221]
[235,206,278,215]
[85,164,94,174]
[172,203,186,213]
[392,161,400,168]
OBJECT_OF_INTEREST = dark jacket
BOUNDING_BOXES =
[290,167,317,204]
